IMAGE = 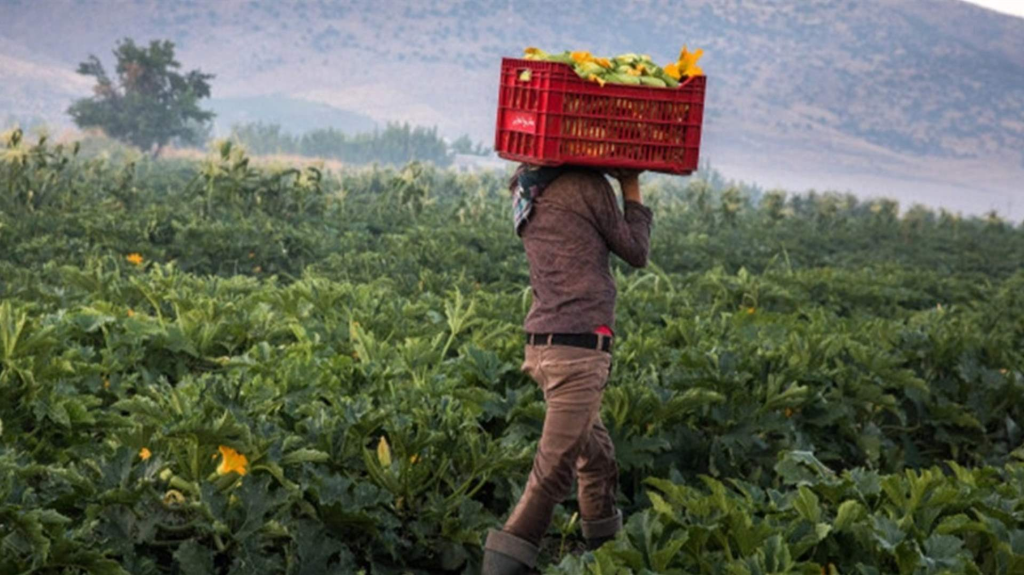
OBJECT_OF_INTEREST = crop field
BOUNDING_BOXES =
[2,132,1024,574]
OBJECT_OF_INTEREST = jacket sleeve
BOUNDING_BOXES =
[588,175,654,268]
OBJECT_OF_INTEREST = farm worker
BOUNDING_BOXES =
[482,165,653,574]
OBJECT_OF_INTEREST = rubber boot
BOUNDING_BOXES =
[483,529,539,575]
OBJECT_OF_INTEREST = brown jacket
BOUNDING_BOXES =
[520,169,653,334]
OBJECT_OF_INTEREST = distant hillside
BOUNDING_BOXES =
[205,96,377,137]
[1,0,1022,217]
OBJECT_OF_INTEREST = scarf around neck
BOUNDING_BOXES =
[511,164,567,236]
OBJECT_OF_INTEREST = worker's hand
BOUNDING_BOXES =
[605,169,644,204]
[604,168,643,184]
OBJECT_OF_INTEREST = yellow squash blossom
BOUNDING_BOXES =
[594,57,612,69]
[587,74,607,87]
[570,51,594,64]
[678,45,705,77]
[663,62,682,80]
[125,253,144,266]
[216,445,248,476]
[139,447,152,461]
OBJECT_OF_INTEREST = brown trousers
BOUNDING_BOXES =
[502,344,621,546]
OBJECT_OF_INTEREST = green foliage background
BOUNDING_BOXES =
[67,39,214,155]
[228,122,462,168]
[1,129,1023,573]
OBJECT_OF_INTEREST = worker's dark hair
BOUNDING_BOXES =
[508,164,528,195]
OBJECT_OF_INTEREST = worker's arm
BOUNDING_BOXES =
[591,170,653,268]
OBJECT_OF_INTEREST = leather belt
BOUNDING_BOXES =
[526,332,612,352]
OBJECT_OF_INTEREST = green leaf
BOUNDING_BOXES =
[293,520,354,574]
[848,468,882,497]
[233,476,287,540]
[775,451,834,486]
[761,534,794,574]
[922,534,963,568]
[871,516,905,554]
[280,448,330,466]
[46,402,71,428]
[3,510,54,567]
[935,513,988,536]
[762,383,810,412]
[647,491,676,519]
[814,522,832,541]
[651,531,689,573]
[793,486,821,523]
[173,540,215,575]
[834,500,865,532]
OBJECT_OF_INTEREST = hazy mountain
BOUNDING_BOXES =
[1,0,1022,217]
[205,96,377,136]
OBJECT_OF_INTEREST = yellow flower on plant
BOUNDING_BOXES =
[126,253,144,266]
[377,436,392,467]
[126,308,135,317]
[139,447,152,461]
[747,307,756,314]
[216,445,248,476]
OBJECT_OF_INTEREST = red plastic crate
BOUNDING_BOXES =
[494,57,706,175]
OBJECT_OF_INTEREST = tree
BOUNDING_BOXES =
[450,134,491,156]
[450,134,475,155]
[68,38,214,156]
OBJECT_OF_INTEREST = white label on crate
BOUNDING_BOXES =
[504,111,538,134]
[512,116,535,130]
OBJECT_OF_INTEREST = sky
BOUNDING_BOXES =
[961,0,1024,17]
